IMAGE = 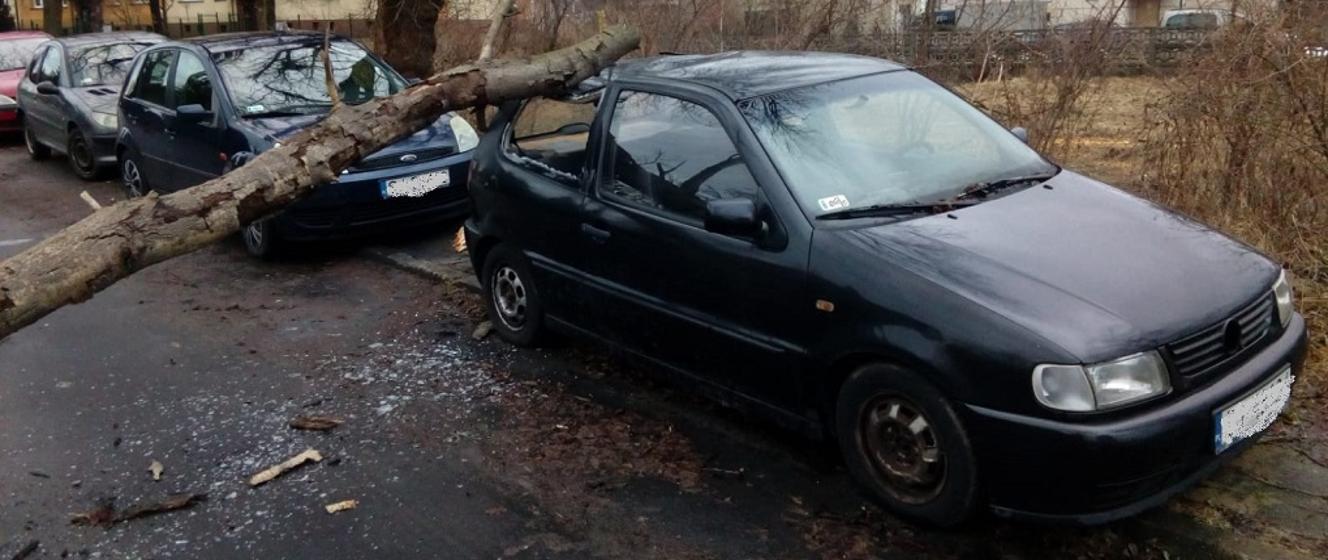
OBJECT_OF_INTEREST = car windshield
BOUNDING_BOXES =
[738,71,1057,217]
[213,39,405,117]
[69,42,155,86]
[0,37,47,72]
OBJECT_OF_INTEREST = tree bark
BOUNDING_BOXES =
[0,26,640,342]
[147,0,165,34]
[42,0,61,34]
[478,0,518,61]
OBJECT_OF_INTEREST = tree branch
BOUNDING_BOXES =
[0,26,641,342]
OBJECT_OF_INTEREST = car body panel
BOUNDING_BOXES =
[117,32,473,241]
[464,51,1306,523]
[17,32,164,165]
[0,31,51,132]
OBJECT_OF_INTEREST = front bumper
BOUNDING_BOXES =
[963,313,1309,525]
[272,155,473,241]
[91,131,118,166]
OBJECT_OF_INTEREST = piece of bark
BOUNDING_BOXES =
[0,26,640,342]
[324,499,358,513]
[69,501,116,527]
[114,493,206,523]
[290,415,342,431]
[3,539,39,560]
[148,460,163,481]
[248,448,323,487]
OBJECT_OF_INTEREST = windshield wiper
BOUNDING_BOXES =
[817,200,977,221]
[955,170,1059,200]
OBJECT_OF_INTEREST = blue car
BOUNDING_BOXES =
[115,31,477,257]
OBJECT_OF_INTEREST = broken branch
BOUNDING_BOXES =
[0,26,639,342]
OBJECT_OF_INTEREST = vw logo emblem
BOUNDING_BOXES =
[1222,319,1243,353]
[399,154,418,163]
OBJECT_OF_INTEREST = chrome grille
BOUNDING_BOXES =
[1164,294,1275,377]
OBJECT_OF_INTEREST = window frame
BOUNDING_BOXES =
[25,45,47,83]
[127,48,178,110]
[36,44,63,87]
[501,94,602,189]
[169,49,216,112]
[594,85,768,231]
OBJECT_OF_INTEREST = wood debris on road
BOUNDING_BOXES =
[324,499,358,514]
[248,448,323,487]
[149,460,163,481]
[70,493,207,527]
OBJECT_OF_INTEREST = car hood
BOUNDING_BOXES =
[0,68,22,98]
[833,171,1278,362]
[68,85,122,114]
[241,111,459,162]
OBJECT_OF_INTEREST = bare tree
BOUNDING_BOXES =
[0,26,641,341]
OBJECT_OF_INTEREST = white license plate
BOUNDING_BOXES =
[380,169,451,198]
[1213,366,1293,454]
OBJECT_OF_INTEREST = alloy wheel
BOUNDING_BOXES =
[491,265,527,330]
[24,127,38,155]
[243,222,264,250]
[860,395,947,504]
[122,158,146,197]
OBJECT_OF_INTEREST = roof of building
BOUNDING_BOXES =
[611,51,907,99]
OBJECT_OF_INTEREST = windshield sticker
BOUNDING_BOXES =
[245,105,265,114]
[818,195,850,212]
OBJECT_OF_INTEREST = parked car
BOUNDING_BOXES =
[0,30,51,134]
[464,52,1307,526]
[116,31,477,258]
[1161,9,1234,29]
[17,31,164,179]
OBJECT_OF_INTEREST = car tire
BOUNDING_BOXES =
[835,363,979,527]
[482,243,546,346]
[24,120,51,160]
[120,151,151,198]
[67,127,102,181]
[241,218,282,259]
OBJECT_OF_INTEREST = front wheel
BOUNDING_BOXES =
[67,127,101,180]
[482,243,546,346]
[24,120,51,160]
[835,363,979,527]
[121,152,150,198]
[242,218,282,259]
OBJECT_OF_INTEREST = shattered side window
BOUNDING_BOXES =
[506,97,597,184]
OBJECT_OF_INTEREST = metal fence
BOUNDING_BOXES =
[17,14,373,40]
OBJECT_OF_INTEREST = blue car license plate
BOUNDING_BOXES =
[380,169,451,199]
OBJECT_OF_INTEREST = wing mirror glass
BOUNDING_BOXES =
[1011,126,1029,143]
[36,81,59,95]
[704,198,762,237]
[176,104,213,123]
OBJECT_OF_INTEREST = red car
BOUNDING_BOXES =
[0,31,52,133]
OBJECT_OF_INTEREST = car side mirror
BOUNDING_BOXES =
[1011,126,1029,143]
[176,103,213,123]
[704,198,762,238]
[36,81,59,95]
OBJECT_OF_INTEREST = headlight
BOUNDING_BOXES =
[1033,351,1171,412]
[449,114,479,152]
[1273,269,1294,327]
[0,93,16,110]
[92,112,117,130]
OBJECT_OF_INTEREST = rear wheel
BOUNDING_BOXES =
[835,363,979,527]
[482,243,546,346]
[67,127,101,180]
[242,218,282,259]
[24,120,50,160]
[120,152,150,198]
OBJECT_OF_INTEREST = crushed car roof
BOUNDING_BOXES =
[610,51,906,99]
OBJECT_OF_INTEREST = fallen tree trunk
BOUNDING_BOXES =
[0,26,640,342]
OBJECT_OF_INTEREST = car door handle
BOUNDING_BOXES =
[580,223,611,244]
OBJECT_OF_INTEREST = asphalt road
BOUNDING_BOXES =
[0,142,1188,559]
